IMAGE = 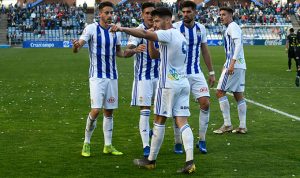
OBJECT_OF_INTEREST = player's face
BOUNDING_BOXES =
[142,7,155,27]
[153,16,167,30]
[181,7,195,24]
[220,10,232,25]
[99,6,113,24]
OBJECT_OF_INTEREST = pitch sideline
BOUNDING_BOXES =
[212,89,300,121]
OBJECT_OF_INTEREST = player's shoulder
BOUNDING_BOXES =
[195,22,205,30]
[84,22,97,31]
[134,23,146,29]
[228,21,240,29]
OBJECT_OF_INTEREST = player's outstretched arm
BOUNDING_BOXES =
[110,25,158,42]
[72,39,85,53]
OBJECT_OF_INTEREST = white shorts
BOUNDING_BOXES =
[154,80,190,118]
[217,68,245,92]
[89,78,118,109]
[131,78,158,106]
[187,72,210,100]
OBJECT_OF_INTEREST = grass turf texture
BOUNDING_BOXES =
[0,46,299,177]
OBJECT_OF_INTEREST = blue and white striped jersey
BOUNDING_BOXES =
[222,22,246,69]
[155,28,188,88]
[173,21,207,75]
[80,22,121,79]
[127,23,160,81]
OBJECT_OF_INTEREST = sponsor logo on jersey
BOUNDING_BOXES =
[168,68,180,80]
[180,106,189,109]
[200,87,208,93]
[107,97,115,103]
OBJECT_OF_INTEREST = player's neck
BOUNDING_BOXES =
[184,20,195,29]
[225,20,233,27]
[99,21,110,29]
[144,22,152,29]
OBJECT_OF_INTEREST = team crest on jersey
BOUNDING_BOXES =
[237,58,245,64]
[107,97,115,103]
[168,68,180,81]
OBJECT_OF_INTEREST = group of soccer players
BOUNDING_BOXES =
[285,27,300,87]
[72,0,247,174]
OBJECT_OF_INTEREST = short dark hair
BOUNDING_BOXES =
[219,6,234,14]
[180,1,196,10]
[99,1,114,10]
[142,2,155,12]
[151,7,172,18]
[290,28,294,33]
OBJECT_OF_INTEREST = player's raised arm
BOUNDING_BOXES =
[110,25,158,42]
[72,39,85,53]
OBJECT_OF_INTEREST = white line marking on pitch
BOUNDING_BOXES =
[212,89,300,121]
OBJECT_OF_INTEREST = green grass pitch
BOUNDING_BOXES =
[0,46,299,177]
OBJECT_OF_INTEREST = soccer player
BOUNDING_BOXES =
[111,7,196,174]
[123,2,159,158]
[285,28,298,72]
[213,7,247,134]
[295,29,300,87]
[72,1,124,157]
[172,0,215,154]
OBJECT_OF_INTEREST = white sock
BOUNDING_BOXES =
[148,123,165,161]
[238,99,247,128]
[219,96,231,126]
[103,116,113,146]
[139,109,150,148]
[180,124,194,162]
[173,118,182,144]
[199,109,209,141]
[84,114,97,144]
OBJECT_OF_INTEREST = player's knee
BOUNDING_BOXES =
[198,97,210,110]
[216,90,224,99]
[90,108,100,118]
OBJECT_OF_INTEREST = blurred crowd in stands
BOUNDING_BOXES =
[1,0,298,44]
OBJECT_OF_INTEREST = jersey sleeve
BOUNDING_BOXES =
[200,24,207,43]
[155,30,172,44]
[228,23,241,40]
[79,24,92,42]
[127,35,141,46]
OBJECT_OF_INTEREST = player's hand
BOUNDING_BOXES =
[110,25,123,32]
[135,44,146,53]
[227,59,236,75]
[227,60,235,75]
[208,75,215,87]
[72,39,80,53]
[147,28,155,32]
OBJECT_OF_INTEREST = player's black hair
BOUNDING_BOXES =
[151,7,172,18]
[289,28,294,33]
[99,1,114,10]
[142,2,155,12]
[219,6,234,14]
[180,0,196,10]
